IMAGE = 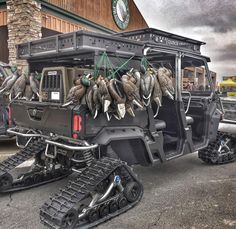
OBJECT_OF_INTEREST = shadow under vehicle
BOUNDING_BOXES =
[0,29,230,229]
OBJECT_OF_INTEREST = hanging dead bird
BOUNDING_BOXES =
[121,71,143,109]
[140,69,155,106]
[29,73,40,98]
[150,69,162,118]
[108,79,126,119]
[10,73,27,100]
[157,67,175,100]
[86,81,94,114]
[96,76,112,114]
[0,69,20,94]
[93,84,104,119]
[63,74,90,107]
[85,80,100,119]
[0,74,13,90]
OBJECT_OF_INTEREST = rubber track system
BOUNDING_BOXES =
[0,138,71,192]
[40,157,143,229]
[198,132,236,164]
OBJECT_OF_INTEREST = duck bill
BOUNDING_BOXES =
[106,112,112,121]
[117,103,126,118]
[154,97,162,107]
[113,114,121,120]
[133,99,143,109]
[93,109,98,119]
[62,100,73,107]
[127,107,135,117]
[103,100,111,113]
[153,105,160,118]
[166,91,174,100]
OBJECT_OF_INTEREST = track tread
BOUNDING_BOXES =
[40,157,143,229]
[198,132,236,164]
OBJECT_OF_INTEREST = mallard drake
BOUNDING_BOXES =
[85,80,101,119]
[140,69,155,106]
[149,68,162,117]
[96,76,112,113]
[108,78,126,119]
[157,67,175,100]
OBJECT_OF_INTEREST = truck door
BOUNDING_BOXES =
[148,50,194,159]
[181,54,221,150]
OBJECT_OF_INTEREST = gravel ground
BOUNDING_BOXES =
[0,141,235,229]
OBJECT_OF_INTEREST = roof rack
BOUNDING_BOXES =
[115,28,205,54]
[16,30,144,60]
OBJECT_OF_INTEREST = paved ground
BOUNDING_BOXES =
[0,141,235,229]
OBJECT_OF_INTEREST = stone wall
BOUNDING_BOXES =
[7,0,42,70]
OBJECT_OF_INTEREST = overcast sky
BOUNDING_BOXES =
[134,0,236,79]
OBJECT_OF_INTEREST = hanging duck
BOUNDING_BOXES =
[63,74,90,107]
[29,72,40,98]
[108,78,126,119]
[10,72,27,100]
[140,68,155,106]
[0,69,21,95]
[122,70,143,109]
[149,68,162,117]
[96,75,112,113]
[85,80,101,119]
[157,67,175,100]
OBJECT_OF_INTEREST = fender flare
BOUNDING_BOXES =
[92,126,155,164]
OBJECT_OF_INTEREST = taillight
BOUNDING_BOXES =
[73,114,82,139]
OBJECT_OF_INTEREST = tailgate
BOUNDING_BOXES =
[11,101,73,136]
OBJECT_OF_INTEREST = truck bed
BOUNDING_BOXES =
[11,100,149,139]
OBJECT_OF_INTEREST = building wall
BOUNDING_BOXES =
[0,0,148,64]
[45,0,148,32]
[6,0,42,66]
[0,26,8,63]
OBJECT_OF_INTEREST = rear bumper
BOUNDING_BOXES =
[7,127,98,151]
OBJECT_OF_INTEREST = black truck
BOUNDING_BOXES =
[0,29,232,229]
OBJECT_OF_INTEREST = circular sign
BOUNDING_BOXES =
[112,0,130,30]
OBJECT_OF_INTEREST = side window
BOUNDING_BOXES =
[181,57,214,94]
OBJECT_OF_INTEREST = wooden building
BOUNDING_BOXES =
[0,0,148,64]
[182,66,217,90]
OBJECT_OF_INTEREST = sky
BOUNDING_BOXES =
[134,0,236,79]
